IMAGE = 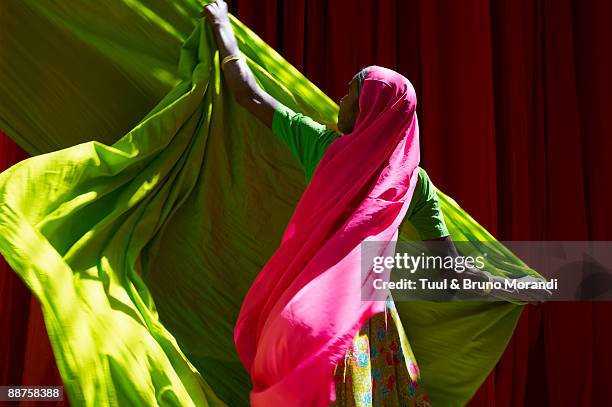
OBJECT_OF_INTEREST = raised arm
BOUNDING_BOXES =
[201,0,279,128]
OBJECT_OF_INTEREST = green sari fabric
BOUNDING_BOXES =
[0,1,540,406]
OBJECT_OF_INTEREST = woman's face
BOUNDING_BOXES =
[337,78,360,135]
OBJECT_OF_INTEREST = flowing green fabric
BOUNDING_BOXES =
[396,196,540,406]
[0,1,540,406]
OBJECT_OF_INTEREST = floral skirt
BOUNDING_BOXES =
[332,299,431,407]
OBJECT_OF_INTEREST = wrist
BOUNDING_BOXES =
[211,18,230,29]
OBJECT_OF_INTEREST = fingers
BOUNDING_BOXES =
[207,0,226,11]
[200,1,218,18]
[492,287,550,303]
[200,1,228,21]
[199,7,212,18]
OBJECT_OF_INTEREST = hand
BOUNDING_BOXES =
[200,0,229,26]
[454,268,517,299]
[504,275,553,303]
[454,268,552,303]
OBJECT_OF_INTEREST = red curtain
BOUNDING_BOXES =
[1,0,611,405]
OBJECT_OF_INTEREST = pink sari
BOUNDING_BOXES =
[234,66,421,406]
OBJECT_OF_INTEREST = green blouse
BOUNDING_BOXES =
[272,104,449,240]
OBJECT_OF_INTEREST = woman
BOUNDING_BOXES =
[202,2,544,406]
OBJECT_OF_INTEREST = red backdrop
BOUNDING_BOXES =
[1,0,611,405]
